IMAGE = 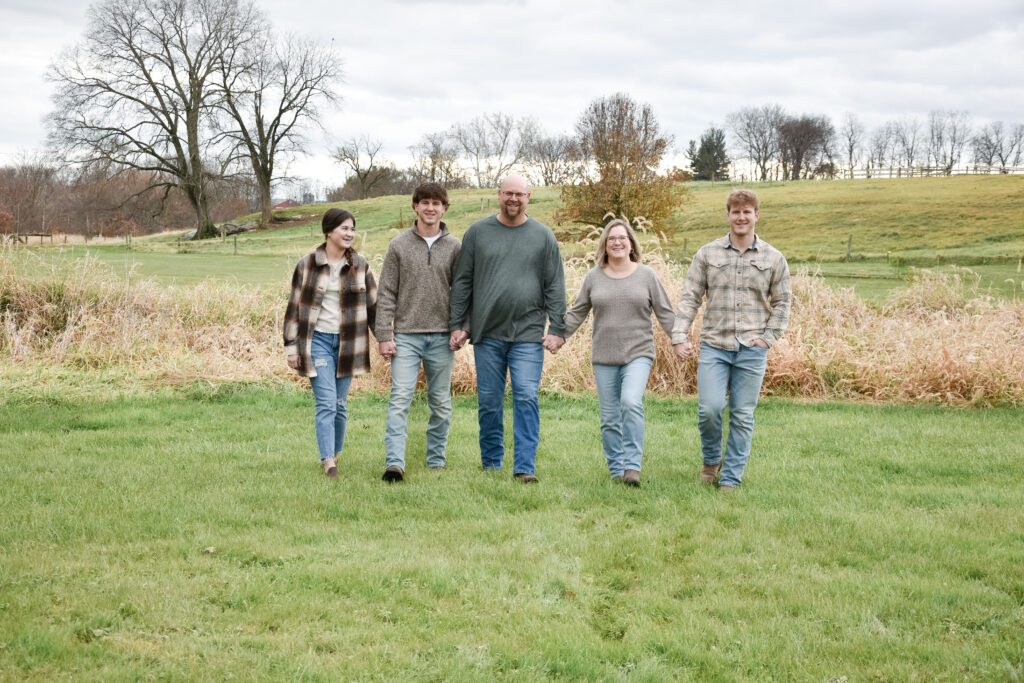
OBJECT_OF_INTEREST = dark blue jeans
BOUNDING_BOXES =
[473,338,544,475]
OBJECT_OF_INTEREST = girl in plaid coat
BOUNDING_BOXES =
[284,208,377,478]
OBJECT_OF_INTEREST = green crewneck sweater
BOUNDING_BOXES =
[449,214,566,343]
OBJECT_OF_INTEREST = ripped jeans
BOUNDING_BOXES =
[309,331,353,462]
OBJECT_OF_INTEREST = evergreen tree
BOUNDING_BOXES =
[687,127,731,181]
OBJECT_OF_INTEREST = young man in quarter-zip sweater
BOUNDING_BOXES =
[375,183,465,482]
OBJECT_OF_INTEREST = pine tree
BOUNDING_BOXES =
[687,127,731,181]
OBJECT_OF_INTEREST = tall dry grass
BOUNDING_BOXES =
[3,245,1023,405]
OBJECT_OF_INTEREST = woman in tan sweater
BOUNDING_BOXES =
[558,219,681,487]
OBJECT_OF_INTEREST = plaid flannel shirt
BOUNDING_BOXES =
[671,235,791,350]
[283,244,377,378]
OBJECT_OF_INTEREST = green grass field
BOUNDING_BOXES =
[2,388,1022,680]
[22,175,1024,302]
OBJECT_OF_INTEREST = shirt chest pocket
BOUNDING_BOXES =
[345,272,368,304]
[746,259,771,292]
[707,258,731,288]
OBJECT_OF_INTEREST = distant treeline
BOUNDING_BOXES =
[0,162,252,237]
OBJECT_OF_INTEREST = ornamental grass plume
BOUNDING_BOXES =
[3,244,1023,406]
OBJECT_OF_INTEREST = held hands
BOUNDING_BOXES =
[378,341,397,359]
[542,334,565,354]
[286,354,299,370]
[672,338,766,362]
[449,330,469,351]
[673,341,693,361]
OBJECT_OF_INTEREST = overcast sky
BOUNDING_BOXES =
[2,0,1022,190]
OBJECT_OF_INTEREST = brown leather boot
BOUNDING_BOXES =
[323,457,338,479]
[699,461,721,485]
[623,469,640,487]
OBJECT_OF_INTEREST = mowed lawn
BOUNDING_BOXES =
[2,389,1022,680]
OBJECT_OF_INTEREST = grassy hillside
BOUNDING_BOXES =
[19,175,1024,299]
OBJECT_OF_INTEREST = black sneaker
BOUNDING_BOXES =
[382,466,404,482]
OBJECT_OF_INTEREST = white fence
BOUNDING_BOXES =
[729,165,1024,182]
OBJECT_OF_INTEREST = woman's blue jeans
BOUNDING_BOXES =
[309,331,353,463]
[593,357,653,478]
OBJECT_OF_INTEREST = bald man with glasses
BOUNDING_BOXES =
[449,174,566,483]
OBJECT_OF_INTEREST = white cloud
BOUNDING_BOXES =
[2,0,1022,182]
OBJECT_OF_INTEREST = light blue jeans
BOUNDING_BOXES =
[593,357,653,478]
[384,333,455,470]
[309,331,353,463]
[697,342,768,488]
[473,338,544,475]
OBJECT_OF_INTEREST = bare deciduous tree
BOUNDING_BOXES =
[926,110,971,174]
[892,117,923,169]
[526,133,576,186]
[450,113,537,187]
[777,114,835,180]
[48,0,260,239]
[409,132,466,188]
[726,104,784,181]
[867,123,898,176]
[333,136,390,199]
[218,31,342,225]
[0,156,61,234]
[839,113,865,175]
[972,121,1024,171]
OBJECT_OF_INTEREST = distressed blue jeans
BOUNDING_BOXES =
[309,331,353,463]
[593,356,653,478]
[473,338,544,475]
[697,342,768,488]
[384,333,455,471]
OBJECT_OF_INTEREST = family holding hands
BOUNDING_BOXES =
[284,175,791,491]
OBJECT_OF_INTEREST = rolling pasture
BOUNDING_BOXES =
[24,175,1024,300]
[1,175,1023,679]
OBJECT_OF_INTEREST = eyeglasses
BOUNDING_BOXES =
[607,236,630,242]
[500,191,528,199]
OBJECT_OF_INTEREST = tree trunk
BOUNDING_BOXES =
[184,171,217,239]
[259,177,273,226]
[191,189,218,239]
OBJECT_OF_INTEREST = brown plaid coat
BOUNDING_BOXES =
[283,244,377,378]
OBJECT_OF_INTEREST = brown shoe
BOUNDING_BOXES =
[323,457,338,479]
[718,485,737,494]
[382,465,404,482]
[513,473,539,483]
[699,461,722,485]
[623,469,641,487]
